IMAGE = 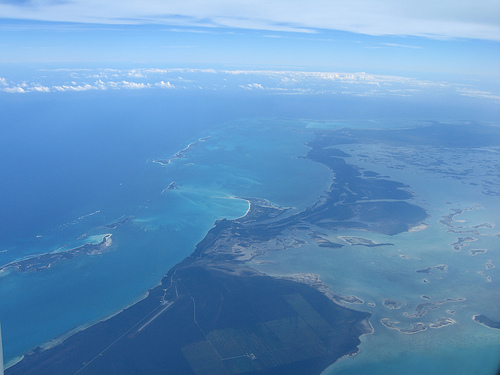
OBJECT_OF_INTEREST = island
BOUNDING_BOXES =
[380,316,456,333]
[478,271,492,282]
[0,234,113,274]
[383,299,406,310]
[161,181,177,193]
[485,261,494,269]
[471,223,494,230]
[102,215,131,229]
[473,315,500,330]
[450,237,477,252]
[439,207,482,235]
[469,249,487,256]
[404,298,466,319]
[380,318,428,334]
[429,317,456,329]
[416,264,448,274]
[154,136,211,165]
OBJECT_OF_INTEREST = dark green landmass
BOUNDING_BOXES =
[473,315,500,329]
[416,264,448,274]
[339,236,393,247]
[380,318,428,334]
[308,232,344,248]
[289,140,428,236]
[316,239,344,248]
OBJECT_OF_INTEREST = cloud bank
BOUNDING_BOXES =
[1,0,500,41]
[1,68,498,103]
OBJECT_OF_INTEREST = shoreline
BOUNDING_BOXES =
[6,125,440,374]
[5,286,154,371]
[277,273,366,307]
[229,196,252,220]
[6,199,373,375]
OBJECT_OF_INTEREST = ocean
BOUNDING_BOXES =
[1,89,499,374]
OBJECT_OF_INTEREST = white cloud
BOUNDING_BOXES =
[52,84,98,92]
[31,85,51,92]
[3,86,26,93]
[381,43,421,49]
[239,83,264,90]
[144,68,171,74]
[225,70,446,89]
[95,80,108,90]
[2,84,50,93]
[457,88,500,102]
[126,70,145,78]
[2,67,497,103]
[121,81,150,89]
[155,81,175,89]
[0,0,499,41]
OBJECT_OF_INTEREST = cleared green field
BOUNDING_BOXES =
[182,293,341,374]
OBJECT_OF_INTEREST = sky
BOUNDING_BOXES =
[0,0,499,80]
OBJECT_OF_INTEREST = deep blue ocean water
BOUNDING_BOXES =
[1,88,499,374]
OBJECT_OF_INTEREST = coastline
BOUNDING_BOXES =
[278,273,365,306]
[5,286,153,370]
[6,125,440,374]
[229,196,252,220]
[6,145,384,374]
[7,205,373,374]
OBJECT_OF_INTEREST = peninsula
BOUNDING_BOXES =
[7,202,372,375]
[7,131,430,375]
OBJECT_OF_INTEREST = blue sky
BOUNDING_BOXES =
[0,0,499,80]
